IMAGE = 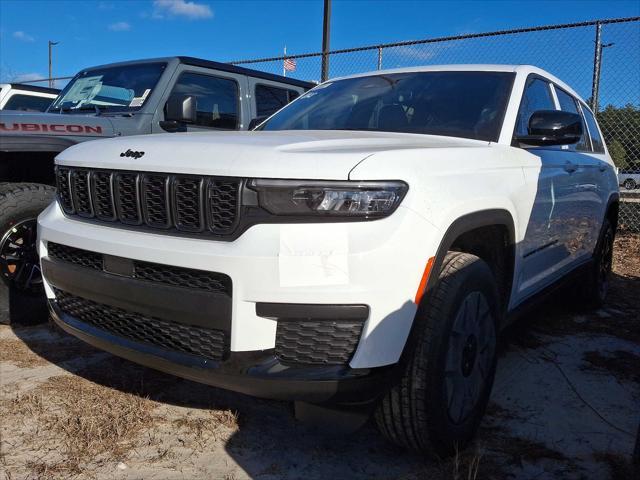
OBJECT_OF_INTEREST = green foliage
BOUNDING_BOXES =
[608,139,628,169]
[597,103,640,171]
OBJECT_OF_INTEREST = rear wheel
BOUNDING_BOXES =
[572,218,614,310]
[375,252,500,456]
[623,179,636,190]
[0,184,56,319]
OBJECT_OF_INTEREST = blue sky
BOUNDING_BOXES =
[0,0,638,105]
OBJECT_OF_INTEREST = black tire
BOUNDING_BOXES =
[623,179,636,191]
[0,183,56,293]
[375,252,500,456]
[572,218,615,310]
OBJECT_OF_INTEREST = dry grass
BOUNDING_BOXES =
[450,446,482,480]
[0,334,100,369]
[592,451,636,480]
[0,339,51,368]
[171,409,239,449]
[582,349,640,384]
[2,374,158,477]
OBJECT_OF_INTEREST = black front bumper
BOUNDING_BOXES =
[50,304,393,403]
[44,255,395,404]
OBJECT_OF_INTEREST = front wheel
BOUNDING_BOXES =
[623,179,636,190]
[375,252,500,456]
[0,184,56,293]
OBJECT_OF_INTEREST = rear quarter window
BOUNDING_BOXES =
[554,87,590,152]
[581,105,606,153]
[255,84,300,117]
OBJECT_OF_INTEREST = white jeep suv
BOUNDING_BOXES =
[38,65,619,455]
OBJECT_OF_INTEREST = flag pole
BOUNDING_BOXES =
[283,46,287,77]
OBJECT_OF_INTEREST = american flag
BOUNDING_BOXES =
[284,58,297,72]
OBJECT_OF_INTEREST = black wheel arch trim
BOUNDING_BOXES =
[396,209,516,368]
[425,209,516,294]
[603,192,620,232]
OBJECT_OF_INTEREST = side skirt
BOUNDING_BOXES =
[504,258,593,328]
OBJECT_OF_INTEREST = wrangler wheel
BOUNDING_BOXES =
[0,184,56,293]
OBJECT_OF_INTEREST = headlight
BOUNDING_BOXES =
[249,179,408,218]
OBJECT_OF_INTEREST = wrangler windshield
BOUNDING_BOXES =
[49,62,166,113]
[261,71,514,142]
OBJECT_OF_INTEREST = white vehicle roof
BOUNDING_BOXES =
[328,64,587,109]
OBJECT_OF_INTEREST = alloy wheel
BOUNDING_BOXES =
[0,218,43,293]
[445,291,496,425]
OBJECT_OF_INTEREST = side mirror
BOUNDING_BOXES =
[248,115,269,130]
[516,110,583,146]
[165,94,197,124]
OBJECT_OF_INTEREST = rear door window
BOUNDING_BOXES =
[170,72,239,129]
[554,87,590,151]
[255,84,300,117]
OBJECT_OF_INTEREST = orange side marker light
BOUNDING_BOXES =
[414,256,435,305]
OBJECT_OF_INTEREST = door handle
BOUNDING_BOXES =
[564,161,577,173]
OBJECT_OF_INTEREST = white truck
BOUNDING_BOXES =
[0,83,59,112]
[38,65,619,454]
[618,170,640,190]
[0,57,311,322]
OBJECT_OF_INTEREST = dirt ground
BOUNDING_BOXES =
[1,234,639,480]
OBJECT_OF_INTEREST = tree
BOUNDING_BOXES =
[597,103,640,171]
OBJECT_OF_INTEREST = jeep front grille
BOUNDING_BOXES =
[55,167,241,238]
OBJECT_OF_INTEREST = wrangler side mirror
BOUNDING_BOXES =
[516,110,583,146]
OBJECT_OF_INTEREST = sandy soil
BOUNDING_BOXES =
[1,234,638,480]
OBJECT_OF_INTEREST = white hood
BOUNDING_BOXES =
[56,130,489,180]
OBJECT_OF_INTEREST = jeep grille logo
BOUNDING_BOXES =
[120,149,145,159]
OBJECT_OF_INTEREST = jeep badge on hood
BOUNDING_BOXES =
[120,149,145,159]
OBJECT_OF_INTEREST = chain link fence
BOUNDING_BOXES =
[232,17,640,233]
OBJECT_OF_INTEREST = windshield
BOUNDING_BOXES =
[49,62,166,113]
[261,71,515,142]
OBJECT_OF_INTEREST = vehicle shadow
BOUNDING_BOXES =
[0,284,48,325]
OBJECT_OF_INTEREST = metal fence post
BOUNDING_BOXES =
[590,21,602,112]
[377,46,383,70]
[321,0,331,82]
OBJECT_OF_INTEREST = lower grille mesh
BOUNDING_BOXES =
[47,242,103,271]
[275,320,364,365]
[47,242,232,295]
[55,289,228,361]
